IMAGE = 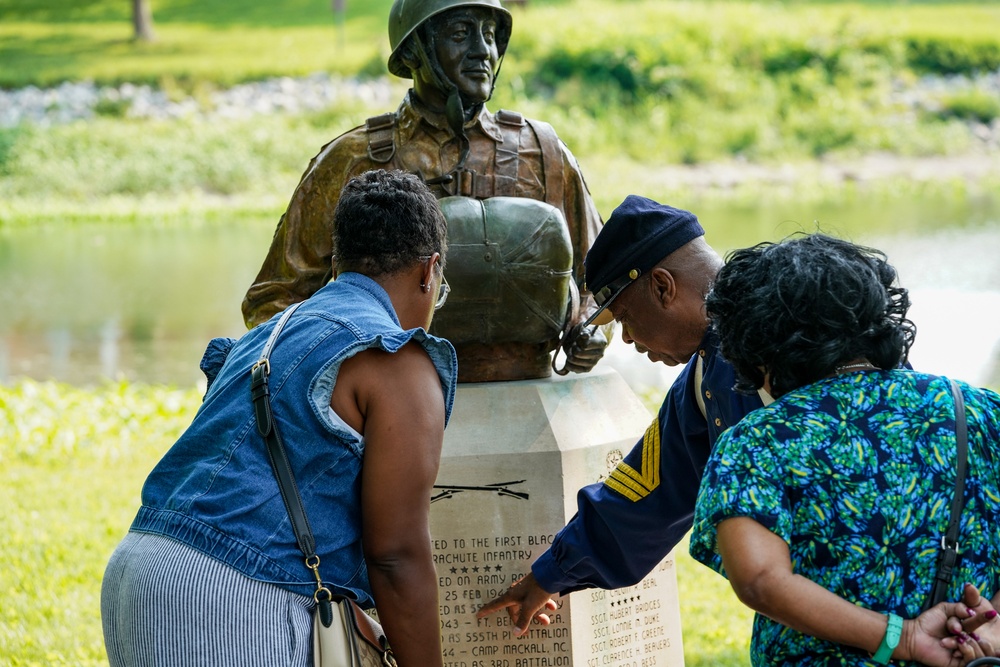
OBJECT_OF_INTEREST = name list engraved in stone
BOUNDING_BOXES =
[433,530,679,666]
[432,374,685,665]
[435,531,570,662]
[583,565,675,666]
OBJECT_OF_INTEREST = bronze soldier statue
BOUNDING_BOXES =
[242,0,610,382]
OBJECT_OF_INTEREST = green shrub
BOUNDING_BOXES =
[939,89,1000,124]
[500,6,940,162]
[0,111,377,201]
[94,96,132,118]
[0,379,199,465]
[533,46,650,101]
[356,49,392,80]
[761,42,819,76]
[0,127,21,175]
[906,36,1000,76]
[1,380,201,663]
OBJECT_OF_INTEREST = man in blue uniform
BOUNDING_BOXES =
[478,196,1000,654]
[477,194,768,633]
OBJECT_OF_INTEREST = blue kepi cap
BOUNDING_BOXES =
[582,195,705,327]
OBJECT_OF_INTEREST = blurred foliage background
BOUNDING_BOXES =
[1,0,999,225]
[2,1,998,665]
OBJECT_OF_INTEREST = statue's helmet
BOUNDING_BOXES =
[387,0,513,79]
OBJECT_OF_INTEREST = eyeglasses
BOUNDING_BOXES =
[434,273,451,310]
[419,255,450,310]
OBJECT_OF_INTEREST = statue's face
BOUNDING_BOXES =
[428,7,499,104]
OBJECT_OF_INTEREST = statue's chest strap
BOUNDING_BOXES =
[364,110,526,200]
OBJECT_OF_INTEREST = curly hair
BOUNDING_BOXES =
[333,169,448,277]
[705,233,916,398]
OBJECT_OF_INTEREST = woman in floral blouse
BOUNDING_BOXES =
[690,233,1000,666]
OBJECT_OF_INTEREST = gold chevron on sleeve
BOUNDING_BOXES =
[604,418,661,502]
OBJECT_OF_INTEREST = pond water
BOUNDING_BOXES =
[2,190,999,392]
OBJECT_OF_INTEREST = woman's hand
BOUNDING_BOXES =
[939,584,1000,660]
[903,585,998,666]
[903,605,973,666]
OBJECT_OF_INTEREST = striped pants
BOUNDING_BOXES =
[101,532,314,666]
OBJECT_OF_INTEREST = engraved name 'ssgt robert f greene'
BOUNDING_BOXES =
[242,0,613,382]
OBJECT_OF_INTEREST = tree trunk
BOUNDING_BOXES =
[132,0,156,42]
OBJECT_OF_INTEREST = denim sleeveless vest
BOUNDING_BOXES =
[131,273,457,605]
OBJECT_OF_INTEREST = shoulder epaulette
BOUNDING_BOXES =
[496,109,525,127]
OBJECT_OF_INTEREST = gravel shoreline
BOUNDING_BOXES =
[0,74,401,127]
[2,71,997,190]
[2,70,998,132]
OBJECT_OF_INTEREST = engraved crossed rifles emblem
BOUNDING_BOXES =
[430,480,529,503]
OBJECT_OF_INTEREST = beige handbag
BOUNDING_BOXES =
[313,597,396,667]
[252,303,396,667]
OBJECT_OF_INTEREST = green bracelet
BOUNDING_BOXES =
[872,613,903,664]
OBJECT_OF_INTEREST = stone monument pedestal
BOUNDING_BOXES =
[430,367,685,666]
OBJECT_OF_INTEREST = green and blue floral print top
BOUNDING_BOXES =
[690,370,1000,666]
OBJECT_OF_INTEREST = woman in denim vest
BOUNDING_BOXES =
[102,169,458,667]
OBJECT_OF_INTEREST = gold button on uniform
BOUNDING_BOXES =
[714,418,722,427]
[704,390,712,400]
[698,349,706,358]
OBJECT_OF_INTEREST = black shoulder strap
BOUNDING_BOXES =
[923,379,969,610]
[249,302,336,627]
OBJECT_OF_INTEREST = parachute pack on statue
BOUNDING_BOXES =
[429,196,573,346]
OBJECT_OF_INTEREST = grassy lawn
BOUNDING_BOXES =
[0,379,754,665]
[1,381,198,666]
[676,538,756,666]
[2,0,998,88]
[0,0,393,88]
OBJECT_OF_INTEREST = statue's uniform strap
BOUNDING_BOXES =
[524,118,565,213]
[365,112,396,163]
[363,109,563,207]
[494,109,524,197]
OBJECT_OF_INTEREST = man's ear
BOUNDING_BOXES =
[648,267,676,308]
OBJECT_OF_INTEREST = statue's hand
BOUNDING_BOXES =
[562,323,609,374]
